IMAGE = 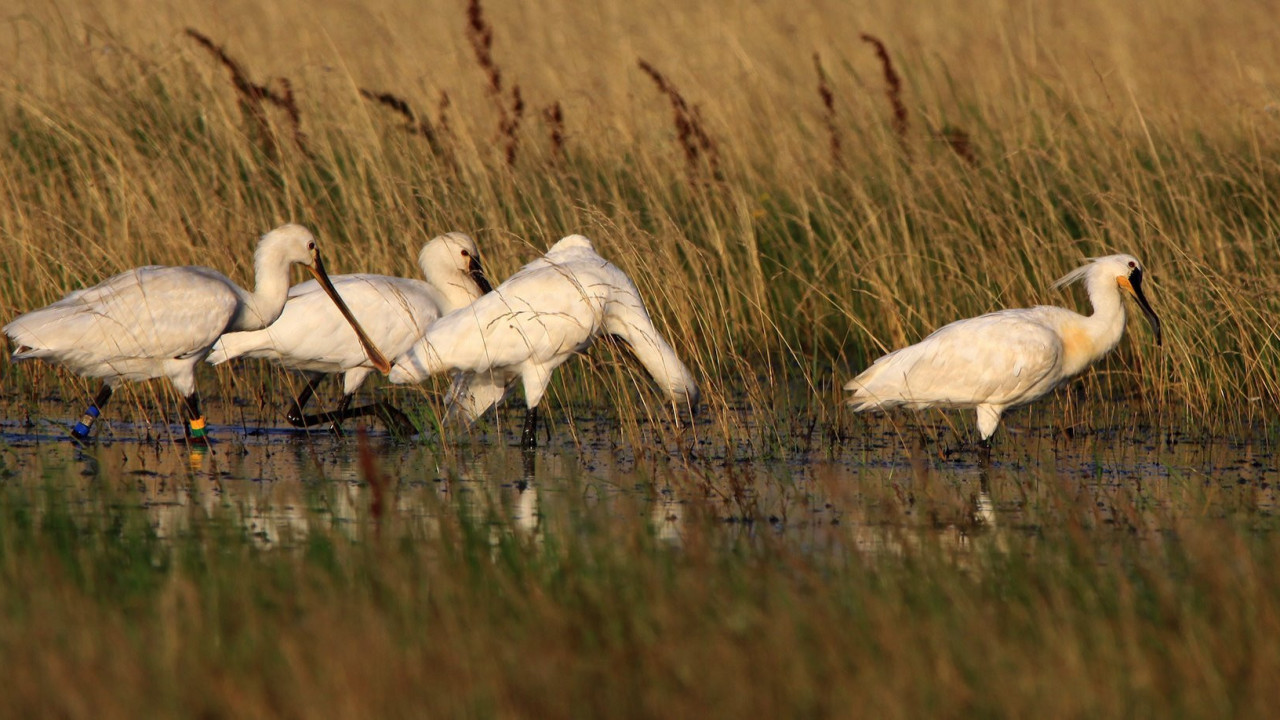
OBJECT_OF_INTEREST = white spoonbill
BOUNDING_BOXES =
[844,254,1162,446]
[4,224,390,443]
[207,232,492,433]
[389,234,699,448]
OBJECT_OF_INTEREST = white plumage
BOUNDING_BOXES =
[389,234,699,447]
[4,224,389,441]
[845,254,1162,443]
[208,232,492,431]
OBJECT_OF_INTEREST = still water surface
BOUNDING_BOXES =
[2,399,1276,554]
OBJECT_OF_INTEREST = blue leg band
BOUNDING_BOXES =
[72,404,102,438]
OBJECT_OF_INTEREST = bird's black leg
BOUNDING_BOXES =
[972,436,994,526]
[286,374,324,428]
[324,394,418,436]
[521,405,539,450]
[72,384,113,440]
[328,394,357,436]
[979,436,993,472]
[371,401,416,436]
[289,385,415,437]
[183,393,210,445]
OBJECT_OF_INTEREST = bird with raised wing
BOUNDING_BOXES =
[389,234,699,448]
[844,254,1162,447]
[4,224,390,443]
[208,232,492,433]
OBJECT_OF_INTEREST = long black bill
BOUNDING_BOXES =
[1130,269,1162,347]
[469,255,494,294]
[309,254,394,374]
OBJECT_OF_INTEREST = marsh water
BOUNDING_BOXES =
[2,396,1278,553]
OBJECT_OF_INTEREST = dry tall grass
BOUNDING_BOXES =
[2,0,1279,442]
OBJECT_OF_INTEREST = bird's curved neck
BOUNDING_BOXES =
[422,266,482,314]
[1067,271,1127,373]
[236,247,295,331]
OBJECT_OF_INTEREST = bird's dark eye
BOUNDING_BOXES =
[1128,260,1136,269]
[308,242,316,250]
[461,250,470,257]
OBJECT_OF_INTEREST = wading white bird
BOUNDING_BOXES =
[844,254,1162,446]
[389,234,699,448]
[207,232,493,433]
[4,224,390,443]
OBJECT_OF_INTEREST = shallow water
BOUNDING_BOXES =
[2,398,1277,555]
